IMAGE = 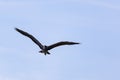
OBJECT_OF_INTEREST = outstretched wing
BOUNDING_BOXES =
[15,28,43,49]
[47,41,79,50]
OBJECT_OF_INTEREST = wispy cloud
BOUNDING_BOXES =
[0,46,16,54]
[34,0,120,10]
[0,0,119,10]
[83,0,120,10]
[0,1,36,6]
[0,75,15,80]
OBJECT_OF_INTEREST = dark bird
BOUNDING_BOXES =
[15,28,79,55]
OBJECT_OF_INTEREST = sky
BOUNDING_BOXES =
[0,0,120,80]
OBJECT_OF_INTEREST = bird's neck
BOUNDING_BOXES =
[43,45,47,50]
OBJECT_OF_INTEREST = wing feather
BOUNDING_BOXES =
[15,28,43,49]
[47,41,79,50]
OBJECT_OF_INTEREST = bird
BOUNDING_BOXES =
[15,28,79,55]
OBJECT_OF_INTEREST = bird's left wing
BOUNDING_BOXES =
[15,28,43,49]
[47,41,79,50]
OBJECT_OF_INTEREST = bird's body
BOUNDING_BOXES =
[15,28,79,55]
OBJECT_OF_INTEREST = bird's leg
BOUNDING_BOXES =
[47,52,50,55]
[39,50,43,53]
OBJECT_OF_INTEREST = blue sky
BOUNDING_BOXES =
[0,0,120,80]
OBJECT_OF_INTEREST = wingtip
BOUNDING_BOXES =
[64,41,80,45]
[14,27,18,30]
[69,41,80,44]
[75,42,80,44]
[15,28,21,32]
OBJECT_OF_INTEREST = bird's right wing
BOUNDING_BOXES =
[47,41,79,50]
[15,28,43,49]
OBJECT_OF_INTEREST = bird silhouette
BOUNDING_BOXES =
[15,28,79,55]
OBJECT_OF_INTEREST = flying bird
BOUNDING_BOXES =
[15,28,79,55]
